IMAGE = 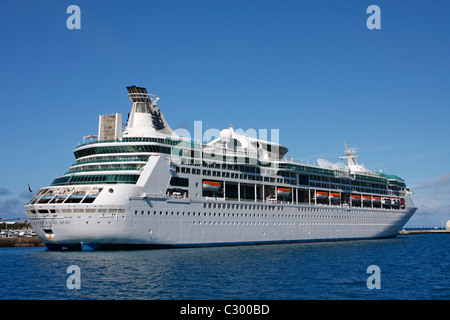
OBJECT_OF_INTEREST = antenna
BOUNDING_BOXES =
[340,141,373,174]
[344,140,357,157]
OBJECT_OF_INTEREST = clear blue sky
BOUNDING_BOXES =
[0,0,449,226]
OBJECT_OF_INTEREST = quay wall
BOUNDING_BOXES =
[0,237,44,247]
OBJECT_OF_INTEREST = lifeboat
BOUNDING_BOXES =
[372,196,381,203]
[277,187,291,197]
[330,192,341,199]
[362,195,371,203]
[202,181,221,191]
[316,191,329,199]
[351,194,361,201]
[329,192,340,202]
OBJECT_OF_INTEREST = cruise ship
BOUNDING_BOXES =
[25,86,417,250]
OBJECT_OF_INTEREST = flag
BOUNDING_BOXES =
[28,183,33,193]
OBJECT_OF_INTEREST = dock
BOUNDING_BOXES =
[0,237,44,248]
[399,229,450,235]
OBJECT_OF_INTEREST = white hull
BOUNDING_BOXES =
[26,196,417,250]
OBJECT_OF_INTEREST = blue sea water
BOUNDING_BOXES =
[0,234,448,300]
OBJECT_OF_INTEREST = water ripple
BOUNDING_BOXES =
[0,234,448,300]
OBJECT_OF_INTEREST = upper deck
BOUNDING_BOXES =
[27,86,412,214]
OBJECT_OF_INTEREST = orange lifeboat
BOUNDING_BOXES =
[373,196,381,203]
[351,194,361,201]
[316,191,329,199]
[362,195,371,203]
[277,187,291,197]
[330,192,340,200]
[330,192,340,202]
[202,181,221,191]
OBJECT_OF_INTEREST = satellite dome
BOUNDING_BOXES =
[220,128,232,142]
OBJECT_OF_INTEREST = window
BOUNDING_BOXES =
[135,102,150,113]
[74,144,171,159]
[170,177,189,187]
[52,174,139,186]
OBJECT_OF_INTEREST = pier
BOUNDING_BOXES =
[0,219,44,247]
[399,228,450,235]
[0,237,44,247]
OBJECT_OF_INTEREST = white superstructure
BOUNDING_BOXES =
[25,86,417,250]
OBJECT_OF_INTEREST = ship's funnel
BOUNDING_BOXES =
[123,86,178,138]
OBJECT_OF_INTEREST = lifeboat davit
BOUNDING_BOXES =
[277,187,291,197]
[316,191,329,199]
[203,181,221,191]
